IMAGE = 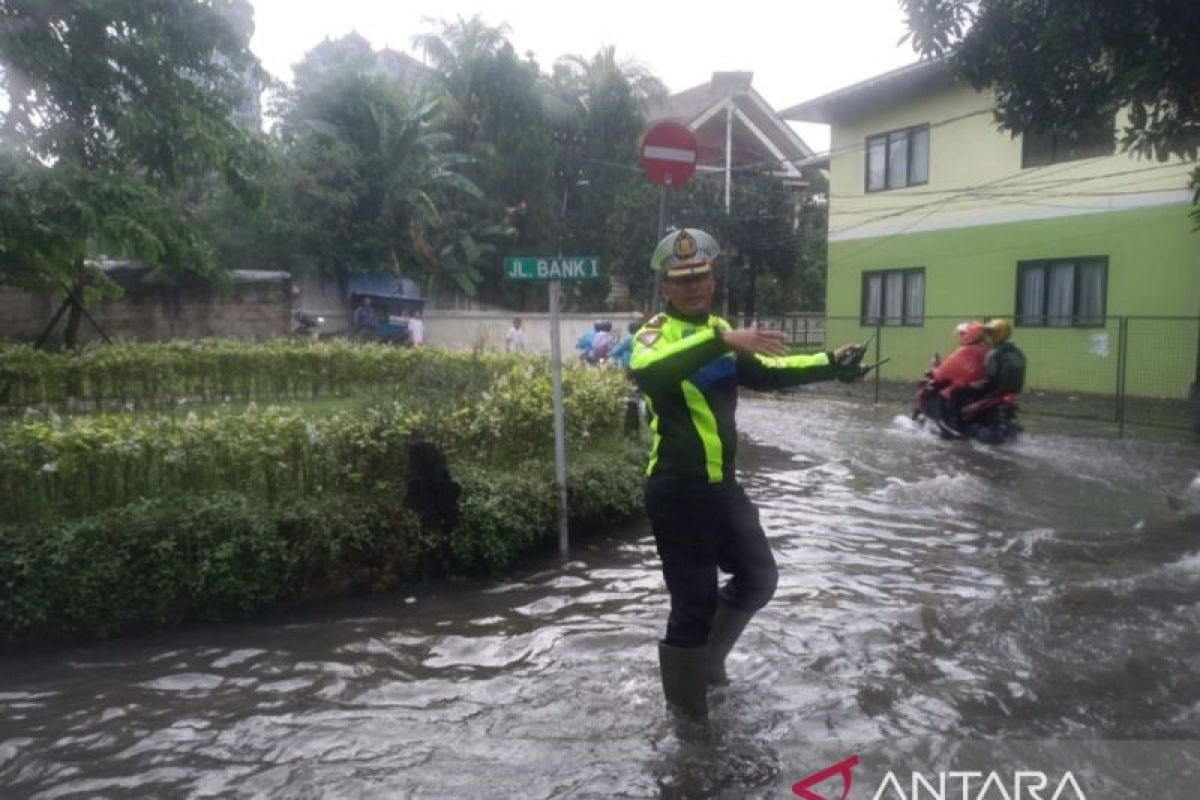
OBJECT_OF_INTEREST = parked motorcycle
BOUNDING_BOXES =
[292,310,324,340]
[911,353,1021,444]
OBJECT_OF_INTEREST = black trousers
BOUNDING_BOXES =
[645,475,779,648]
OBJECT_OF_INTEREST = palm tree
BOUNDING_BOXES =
[300,73,494,296]
[553,45,668,116]
[411,15,513,145]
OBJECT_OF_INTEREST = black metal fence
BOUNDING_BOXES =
[731,313,824,348]
[749,314,1200,434]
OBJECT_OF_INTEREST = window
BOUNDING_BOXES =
[1016,257,1107,327]
[861,268,925,326]
[1021,117,1115,168]
[866,125,929,191]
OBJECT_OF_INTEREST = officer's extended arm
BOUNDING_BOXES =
[630,328,728,393]
[737,351,841,390]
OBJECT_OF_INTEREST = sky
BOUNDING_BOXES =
[248,0,920,153]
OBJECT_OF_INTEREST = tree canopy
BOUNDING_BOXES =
[901,0,1199,194]
[0,0,268,344]
[2,5,827,341]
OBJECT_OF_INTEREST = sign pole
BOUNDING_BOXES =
[501,254,603,559]
[656,184,669,313]
[548,277,569,558]
[641,122,696,314]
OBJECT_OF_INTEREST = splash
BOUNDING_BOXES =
[1168,551,1200,576]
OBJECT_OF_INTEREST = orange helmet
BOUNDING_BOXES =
[956,320,985,345]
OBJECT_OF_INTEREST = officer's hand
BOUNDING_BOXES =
[833,342,867,367]
[721,328,788,357]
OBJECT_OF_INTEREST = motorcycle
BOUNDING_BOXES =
[292,310,324,340]
[911,353,1021,444]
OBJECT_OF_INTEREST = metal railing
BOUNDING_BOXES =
[732,313,824,347]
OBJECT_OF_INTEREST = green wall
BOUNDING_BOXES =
[826,203,1200,398]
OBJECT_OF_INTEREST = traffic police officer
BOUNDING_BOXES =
[630,228,868,721]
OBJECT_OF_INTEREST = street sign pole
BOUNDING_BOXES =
[641,122,696,314]
[656,184,668,313]
[502,255,601,559]
[548,277,569,559]
[658,184,668,239]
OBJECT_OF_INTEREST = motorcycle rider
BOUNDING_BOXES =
[576,321,600,363]
[630,227,870,723]
[923,320,990,426]
[981,318,1026,397]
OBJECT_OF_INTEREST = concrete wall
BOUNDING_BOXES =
[0,273,292,343]
[0,287,54,340]
[423,311,646,356]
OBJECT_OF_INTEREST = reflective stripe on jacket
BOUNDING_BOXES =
[630,310,838,482]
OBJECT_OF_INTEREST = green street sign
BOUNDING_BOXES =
[504,256,602,281]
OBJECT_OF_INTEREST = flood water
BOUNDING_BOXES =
[2,397,1199,798]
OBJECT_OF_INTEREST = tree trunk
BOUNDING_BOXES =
[62,256,86,349]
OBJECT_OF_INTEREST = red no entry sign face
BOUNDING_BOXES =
[640,121,697,187]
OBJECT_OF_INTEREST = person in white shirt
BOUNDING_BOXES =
[506,317,526,352]
[408,308,425,346]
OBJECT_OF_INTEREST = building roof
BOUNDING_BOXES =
[347,275,423,302]
[779,59,955,124]
[647,71,815,180]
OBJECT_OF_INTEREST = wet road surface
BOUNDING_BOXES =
[2,397,1198,798]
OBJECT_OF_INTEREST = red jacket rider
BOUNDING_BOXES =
[931,321,989,400]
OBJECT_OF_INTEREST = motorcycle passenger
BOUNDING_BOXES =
[611,320,640,371]
[589,321,615,364]
[576,321,600,363]
[982,318,1026,397]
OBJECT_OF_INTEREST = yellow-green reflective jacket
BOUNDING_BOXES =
[630,309,838,483]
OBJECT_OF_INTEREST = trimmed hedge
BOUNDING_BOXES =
[0,344,647,643]
[0,446,645,643]
[0,493,422,640]
[1,361,630,523]
[0,340,523,410]
[451,444,645,572]
[0,403,419,522]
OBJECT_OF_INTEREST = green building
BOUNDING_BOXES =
[782,61,1199,403]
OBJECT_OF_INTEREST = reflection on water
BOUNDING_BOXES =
[2,397,1198,797]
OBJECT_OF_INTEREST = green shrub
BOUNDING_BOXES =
[0,356,634,523]
[0,493,422,641]
[440,361,630,460]
[0,340,529,410]
[0,403,423,522]
[0,341,648,642]
[449,443,646,573]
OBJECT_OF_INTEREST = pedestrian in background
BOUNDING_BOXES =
[506,317,526,352]
[409,308,425,346]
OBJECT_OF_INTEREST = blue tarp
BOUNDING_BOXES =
[347,275,423,303]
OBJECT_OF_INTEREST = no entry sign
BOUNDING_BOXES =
[640,121,697,187]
